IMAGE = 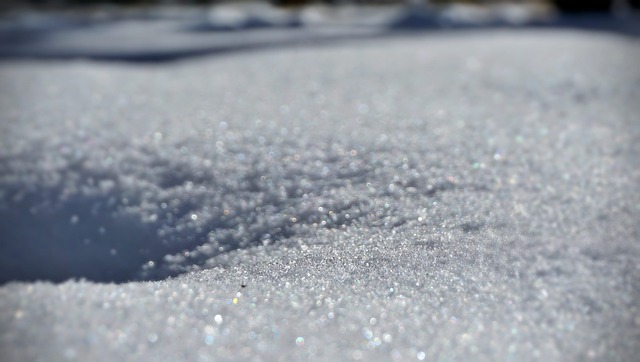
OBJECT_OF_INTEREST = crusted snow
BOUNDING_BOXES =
[1,29,639,361]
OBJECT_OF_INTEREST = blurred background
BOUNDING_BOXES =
[2,0,640,12]
[0,1,638,65]
[2,0,640,16]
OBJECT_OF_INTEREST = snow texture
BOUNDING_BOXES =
[1,25,640,361]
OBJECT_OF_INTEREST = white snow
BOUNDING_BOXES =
[1,21,639,361]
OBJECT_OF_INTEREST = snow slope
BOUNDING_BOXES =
[1,29,639,360]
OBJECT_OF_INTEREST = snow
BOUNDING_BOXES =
[1,11,640,361]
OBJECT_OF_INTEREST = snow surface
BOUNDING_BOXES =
[1,27,640,361]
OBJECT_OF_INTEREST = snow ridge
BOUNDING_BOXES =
[0,130,496,283]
